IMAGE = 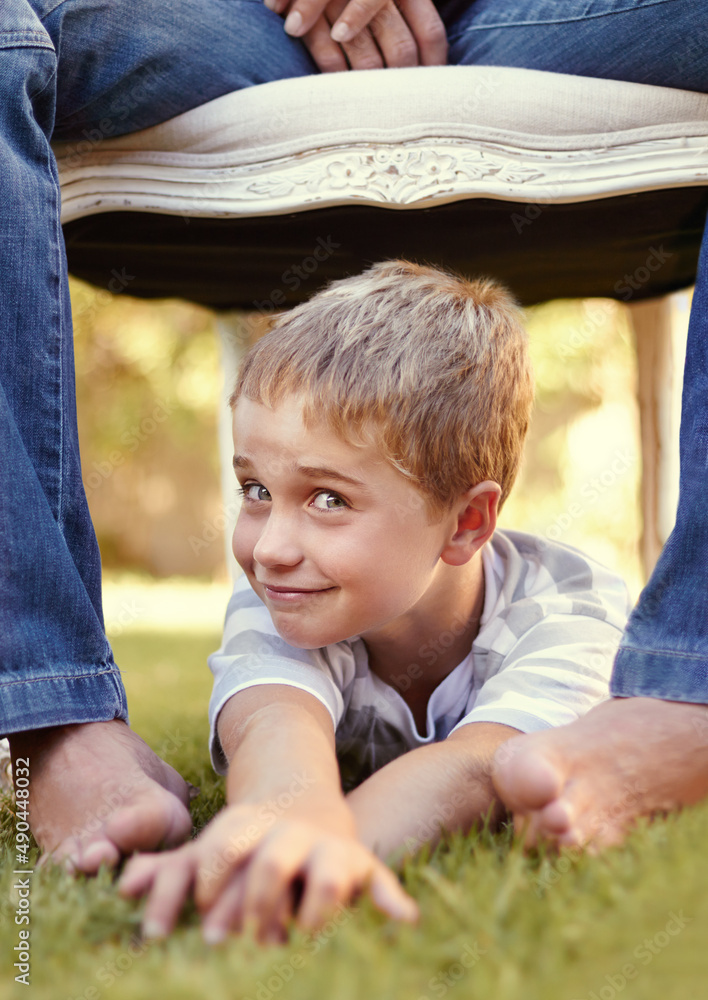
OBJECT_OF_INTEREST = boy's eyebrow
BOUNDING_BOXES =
[297,465,368,489]
[233,455,368,490]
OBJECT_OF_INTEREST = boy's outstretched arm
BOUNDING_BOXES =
[119,685,417,942]
[347,722,520,862]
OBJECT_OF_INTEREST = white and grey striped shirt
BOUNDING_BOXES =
[209,529,630,791]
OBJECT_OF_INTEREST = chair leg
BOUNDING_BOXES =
[628,293,689,579]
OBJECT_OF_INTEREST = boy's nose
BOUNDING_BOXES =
[252,512,303,568]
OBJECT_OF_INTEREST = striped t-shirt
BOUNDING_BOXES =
[208,529,630,791]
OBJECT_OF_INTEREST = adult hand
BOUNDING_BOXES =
[269,0,448,72]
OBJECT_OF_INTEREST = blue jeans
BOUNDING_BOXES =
[1,0,706,734]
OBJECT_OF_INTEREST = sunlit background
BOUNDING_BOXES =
[71,277,689,640]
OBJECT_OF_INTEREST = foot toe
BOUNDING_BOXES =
[494,740,565,814]
[539,798,574,837]
[104,790,192,855]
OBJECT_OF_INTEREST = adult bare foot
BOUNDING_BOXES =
[8,720,194,873]
[492,697,708,849]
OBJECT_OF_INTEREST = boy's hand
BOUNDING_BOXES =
[118,801,418,943]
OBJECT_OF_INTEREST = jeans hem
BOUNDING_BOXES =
[611,646,708,703]
[0,34,54,51]
[0,667,128,734]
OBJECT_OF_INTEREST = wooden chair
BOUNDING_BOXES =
[55,65,708,577]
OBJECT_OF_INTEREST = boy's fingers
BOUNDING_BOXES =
[141,855,197,938]
[239,827,315,935]
[201,868,292,945]
[193,813,267,910]
[264,888,296,944]
[117,853,163,897]
[201,870,248,944]
[295,842,371,930]
[368,860,419,923]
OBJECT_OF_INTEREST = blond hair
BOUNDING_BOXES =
[231,260,533,513]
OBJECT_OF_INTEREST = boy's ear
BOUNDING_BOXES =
[440,481,501,566]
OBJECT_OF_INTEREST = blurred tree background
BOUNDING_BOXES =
[71,276,650,598]
[72,277,224,579]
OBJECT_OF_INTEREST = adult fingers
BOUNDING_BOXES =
[265,0,290,15]
[282,0,388,42]
[302,14,349,73]
[367,0,420,68]
[325,0,385,69]
[394,0,447,65]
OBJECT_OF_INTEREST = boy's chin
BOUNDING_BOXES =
[271,618,355,650]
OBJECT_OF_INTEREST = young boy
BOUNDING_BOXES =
[119,261,630,943]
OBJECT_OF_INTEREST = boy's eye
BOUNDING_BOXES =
[311,490,348,511]
[240,482,271,502]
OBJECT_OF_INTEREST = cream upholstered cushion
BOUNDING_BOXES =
[54,66,708,224]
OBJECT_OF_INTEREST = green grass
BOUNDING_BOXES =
[1,630,707,1000]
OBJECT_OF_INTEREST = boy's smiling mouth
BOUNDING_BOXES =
[260,583,336,602]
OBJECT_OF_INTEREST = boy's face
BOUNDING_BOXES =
[231,395,460,650]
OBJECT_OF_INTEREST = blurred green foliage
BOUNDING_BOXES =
[72,277,225,577]
[71,278,642,591]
